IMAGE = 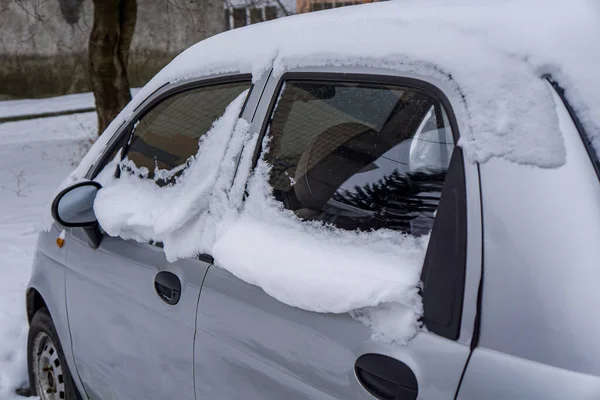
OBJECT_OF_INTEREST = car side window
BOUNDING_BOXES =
[264,80,454,235]
[262,78,466,339]
[124,81,250,184]
[90,80,251,182]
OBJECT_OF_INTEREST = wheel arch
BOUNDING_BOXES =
[26,287,48,324]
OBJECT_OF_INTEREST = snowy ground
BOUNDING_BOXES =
[0,89,139,120]
[0,99,96,398]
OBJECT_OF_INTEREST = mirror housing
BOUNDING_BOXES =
[51,181,103,249]
[51,181,101,227]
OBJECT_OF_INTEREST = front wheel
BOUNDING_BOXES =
[27,308,79,400]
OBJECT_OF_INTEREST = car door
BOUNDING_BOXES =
[63,74,256,400]
[193,67,482,399]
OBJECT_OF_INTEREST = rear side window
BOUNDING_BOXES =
[124,81,250,183]
[262,78,466,339]
[264,81,454,236]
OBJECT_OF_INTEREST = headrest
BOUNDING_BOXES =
[293,122,377,210]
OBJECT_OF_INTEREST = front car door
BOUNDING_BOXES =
[193,67,482,399]
[64,74,255,399]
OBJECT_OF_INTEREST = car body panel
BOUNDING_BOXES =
[456,81,600,399]
[246,65,483,345]
[25,55,600,399]
[195,265,477,399]
[55,72,264,399]
[65,227,210,400]
[247,66,482,346]
[457,348,600,400]
[193,66,483,399]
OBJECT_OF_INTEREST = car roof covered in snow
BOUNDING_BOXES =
[74,0,599,187]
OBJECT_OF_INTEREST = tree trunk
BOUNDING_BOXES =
[89,0,137,136]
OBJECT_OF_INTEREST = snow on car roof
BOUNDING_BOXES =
[74,0,599,181]
[49,0,600,343]
[134,0,597,169]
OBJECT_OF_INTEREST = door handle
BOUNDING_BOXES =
[154,271,181,305]
[355,354,418,400]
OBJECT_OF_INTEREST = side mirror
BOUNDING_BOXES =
[51,181,103,248]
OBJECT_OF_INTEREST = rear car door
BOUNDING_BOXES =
[64,74,254,400]
[193,67,482,399]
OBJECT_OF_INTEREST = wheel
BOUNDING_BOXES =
[27,308,79,400]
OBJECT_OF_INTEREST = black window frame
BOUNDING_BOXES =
[87,74,253,181]
[252,72,467,340]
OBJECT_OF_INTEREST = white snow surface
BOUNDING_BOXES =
[94,91,251,257]
[0,89,140,119]
[68,0,599,183]
[93,89,427,342]
[62,0,599,197]
[0,109,96,398]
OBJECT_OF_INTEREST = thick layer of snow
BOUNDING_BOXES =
[93,91,427,342]
[110,0,599,165]
[212,158,428,342]
[94,91,251,257]
[60,0,600,230]
[0,111,96,399]
[58,0,600,224]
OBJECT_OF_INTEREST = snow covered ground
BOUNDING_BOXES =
[0,103,96,398]
[0,89,139,120]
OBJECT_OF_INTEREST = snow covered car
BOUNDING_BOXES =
[24,1,600,399]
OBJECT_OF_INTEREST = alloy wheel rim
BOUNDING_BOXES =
[33,331,66,400]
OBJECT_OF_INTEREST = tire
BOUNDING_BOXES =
[27,308,79,400]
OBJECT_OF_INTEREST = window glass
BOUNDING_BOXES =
[264,81,454,236]
[233,8,246,27]
[265,6,277,20]
[124,81,250,184]
[250,8,264,23]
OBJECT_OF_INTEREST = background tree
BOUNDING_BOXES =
[89,0,137,135]
[89,0,226,136]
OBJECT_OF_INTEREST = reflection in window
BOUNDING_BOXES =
[124,81,250,185]
[264,81,454,236]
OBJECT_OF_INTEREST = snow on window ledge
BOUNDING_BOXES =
[88,91,428,343]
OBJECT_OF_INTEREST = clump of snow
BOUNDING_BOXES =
[122,0,599,169]
[350,303,420,344]
[93,93,428,342]
[212,157,428,343]
[94,90,250,259]
[61,0,600,197]
[213,159,428,314]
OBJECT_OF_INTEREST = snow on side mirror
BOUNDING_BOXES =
[51,181,101,228]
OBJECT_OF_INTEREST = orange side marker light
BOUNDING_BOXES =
[56,229,66,248]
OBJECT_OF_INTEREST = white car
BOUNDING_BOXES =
[25,1,600,399]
